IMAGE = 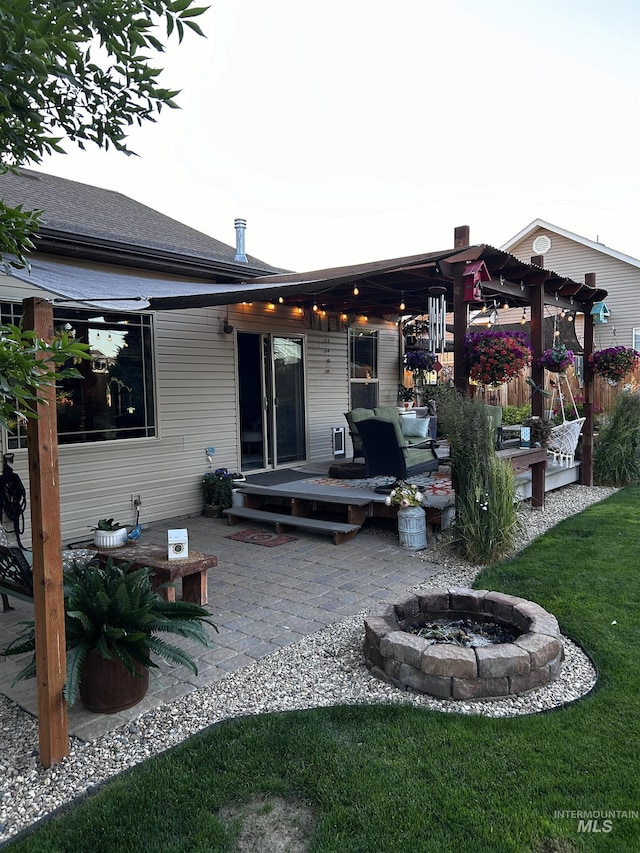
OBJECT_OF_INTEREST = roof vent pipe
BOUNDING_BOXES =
[234,218,248,263]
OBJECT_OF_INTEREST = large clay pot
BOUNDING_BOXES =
[79,649,149,713]
[397,506,428,550]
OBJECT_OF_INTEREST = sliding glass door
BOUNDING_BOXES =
[237,332,307,470]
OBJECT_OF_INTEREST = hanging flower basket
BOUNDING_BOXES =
[588,347,640,385]
[404,349,438,386]
[538,343,575,373]
[464,330,532,388]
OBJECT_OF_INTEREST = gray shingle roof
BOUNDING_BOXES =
[0,167,279,272]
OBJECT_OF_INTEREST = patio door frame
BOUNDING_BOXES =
[237,331,308,471]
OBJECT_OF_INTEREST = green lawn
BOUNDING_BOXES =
[7,487,640,852]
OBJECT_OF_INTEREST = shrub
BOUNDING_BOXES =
[439,392,519,563]
[202,468,235,512]
[593,391,640,486]
[502,404,531,425]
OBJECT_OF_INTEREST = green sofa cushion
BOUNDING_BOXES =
[348,407,376,426]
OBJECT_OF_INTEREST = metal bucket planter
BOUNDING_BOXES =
[397,506,427,550]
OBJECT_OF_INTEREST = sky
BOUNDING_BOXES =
[38,0,640,272]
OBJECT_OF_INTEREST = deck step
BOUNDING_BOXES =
[223,507,361,545]
[237,483,372,506]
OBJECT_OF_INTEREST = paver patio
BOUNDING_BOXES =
[0,512,441,741]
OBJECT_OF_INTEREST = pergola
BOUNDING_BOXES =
[229,225,606,482]
[22,224,607,766]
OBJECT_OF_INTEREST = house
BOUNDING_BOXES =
[0,169,406,544]
[502,219,640,353]
[1,173,608,543]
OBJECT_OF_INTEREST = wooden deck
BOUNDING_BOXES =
[223,454,580,544]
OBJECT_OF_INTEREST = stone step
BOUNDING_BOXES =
[223,507,361,545]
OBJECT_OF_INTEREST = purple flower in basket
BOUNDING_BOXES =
[404,350,437,373]
[538,343,575,373]
[588,347,640,384]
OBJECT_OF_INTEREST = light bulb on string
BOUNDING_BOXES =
[353,285,359,296]
[399,292,405,312]
[520,309,527,326]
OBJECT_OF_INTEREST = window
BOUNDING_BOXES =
[633,328,640,352]
[2,304,156,448]
[349,329,378,408]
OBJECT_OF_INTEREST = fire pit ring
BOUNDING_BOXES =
[364,588,564,700]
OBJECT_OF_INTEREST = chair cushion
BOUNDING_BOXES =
[401,417,430,438]
[373,406,401,423]
[348,407,376,425]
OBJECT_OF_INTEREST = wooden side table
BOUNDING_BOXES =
[92,543,216,606]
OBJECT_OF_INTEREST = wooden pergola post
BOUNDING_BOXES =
[23,297,69,767]
[581,273,597,486]
[528,258,546,507]
[452,226,470,393]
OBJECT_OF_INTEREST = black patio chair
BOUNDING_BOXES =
[357,418,439,494]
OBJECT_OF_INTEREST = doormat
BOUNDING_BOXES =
[225,528,299,547]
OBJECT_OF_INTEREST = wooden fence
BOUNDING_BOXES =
[498,367,640,416]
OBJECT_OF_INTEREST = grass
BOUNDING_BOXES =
[6,488,640,852]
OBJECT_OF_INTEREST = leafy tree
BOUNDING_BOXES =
[0,323,90,430]
[0,0,208,269]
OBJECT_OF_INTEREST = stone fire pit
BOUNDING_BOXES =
[364,588,564,700]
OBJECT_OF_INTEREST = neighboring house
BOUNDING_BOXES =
[1,169,402,544]
[502,219,640,353]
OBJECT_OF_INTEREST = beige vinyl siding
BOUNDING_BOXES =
[509,229,640,351]
[377,324,403,406]
[305,329,349,460]
[1,277,402,544]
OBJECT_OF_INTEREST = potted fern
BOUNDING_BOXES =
[2,557,216,713]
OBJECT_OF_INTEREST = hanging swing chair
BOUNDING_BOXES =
[544,315,585,468]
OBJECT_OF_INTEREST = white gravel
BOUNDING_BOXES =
[0,484,617,844]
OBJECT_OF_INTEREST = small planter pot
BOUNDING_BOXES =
[93,527,128,549]
[79,649,149,713]
[397,506,427,550]
[203,504,222,518]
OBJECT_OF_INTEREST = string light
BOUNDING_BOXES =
[520,308,527,325]
[399,292,406,312]
[502,301,509,310]
[278,296,284,304]
[353,285,359,296]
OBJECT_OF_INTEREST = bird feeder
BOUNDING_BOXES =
[462,260,490,302]
[590,302,610,324]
